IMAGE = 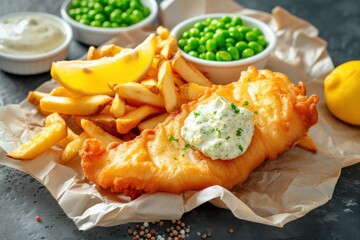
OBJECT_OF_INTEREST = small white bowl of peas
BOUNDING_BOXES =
[171,13,277,85]
[61,0,158,46]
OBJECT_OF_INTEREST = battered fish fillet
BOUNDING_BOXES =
[80,66,319,199]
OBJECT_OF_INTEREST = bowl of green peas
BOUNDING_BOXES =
[61,0,158,46]
[171,13,276,84]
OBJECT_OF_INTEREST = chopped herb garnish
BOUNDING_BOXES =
[213,111,217,115]
[173,157,178,160]
[194,111,200,117]
[254,110,258,114]
[236,128,243,136]
[230,103,240,114]
[247,77,251,82]
[182,143,191,150]
[168,135,179,142]
[215,128,222,137]
[226,136,231,140]
[242,101,249,107]
[238,145,243,152]
[182,153,185,157]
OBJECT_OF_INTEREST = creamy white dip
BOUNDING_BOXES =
[0,15,66,55]
[181,96,254,160]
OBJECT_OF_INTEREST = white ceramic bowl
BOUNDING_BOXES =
[171,13,277,85]
[0,12,73,75]
[61,0,158,46]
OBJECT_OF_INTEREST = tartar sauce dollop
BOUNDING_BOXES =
[0,15,66,55]
[181,96,254,160]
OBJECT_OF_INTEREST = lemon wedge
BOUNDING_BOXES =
[51,34,157,95]
[324,60,360,125]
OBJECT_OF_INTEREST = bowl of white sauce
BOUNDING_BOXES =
[0,12,73,75]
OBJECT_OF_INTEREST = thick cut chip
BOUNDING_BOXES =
[7,113,67,160]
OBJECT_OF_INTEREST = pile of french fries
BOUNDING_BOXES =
[7,26,213,163]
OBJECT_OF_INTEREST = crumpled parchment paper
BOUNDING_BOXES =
[1,0,359,230]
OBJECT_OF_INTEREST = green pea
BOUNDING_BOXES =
[198,45,206,53]
[221,15,232,24]
[88,9,97,19]
[178,39,187,49]
[188,51,199,58]
[90,20,102,27]
[79,17,91,25]
[205,25,217,33]
[216,51,232,61]
[231,16,243,26]
[75,14,82,21]
[239,26,251,35]
[242,48,255,58]
[205,51,216,61]
[110,9,122,23]
[187,37,200,51]
[94,13,106,24]
[70,0,82,8]
[235,41,248,52]
[205,39,217,52]
[68,9,77,18]
[199,52,206,59]
[257,35,267,47]
[227,46,240,60]
[81,7,89,14]
[102,21,112,27]
[121,12,131,24]
[204,32,214,39]
[73,8,82,16]
[252,28,262,36]
[199,36,208,45]
[189,28,201,38]
[214,32,226,47]
[229,27,243,41]
[248,41,263,53]
[93,3,104,13]
[111,22,120,28]
[80,0,87,7]
[183,45,191,53]
[225,37,236,46]
[182,31,191,39]
[194,22,206,31]
[104,5,114,17]
[245,31,258,42]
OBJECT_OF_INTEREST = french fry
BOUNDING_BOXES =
[27,91,48,106]
[87,46,101,60]
[99,104,112,115]
[56,127,79,149]
[179,83,208,101]
[114,82,164,108]
[116,105,164,134]
[158,60,182,112]
[72,114,118,137]
[160,36,178,59]
[296,134,318,153]
[156,26,170,40]
[99,44,122,57]
[81,119,123,146]
[40,95,112,115]
[138,112,170,131]
[173,74,187,87]
[59,132,88,164]
[6,113,67,160]
[49,87,83,98]
[141,78,160,94]
[171,52,212,87]
[110,93,126,118]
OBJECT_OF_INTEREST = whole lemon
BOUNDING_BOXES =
[324,60,360,125]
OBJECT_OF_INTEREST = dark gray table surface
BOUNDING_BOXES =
[1,0,359,239]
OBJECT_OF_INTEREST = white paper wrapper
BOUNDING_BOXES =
[1,0,359,230]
